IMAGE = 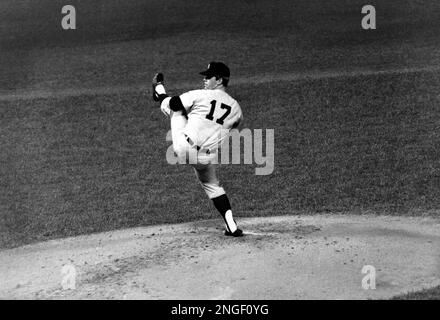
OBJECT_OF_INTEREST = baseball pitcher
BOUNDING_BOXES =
[152,62,244,237]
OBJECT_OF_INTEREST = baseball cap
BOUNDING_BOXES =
[199,61,230,79]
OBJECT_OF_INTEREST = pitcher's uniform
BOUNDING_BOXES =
[153,61,244,237]
[162,88,242,199]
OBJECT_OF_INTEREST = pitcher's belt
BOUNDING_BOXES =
[185,134,211,155]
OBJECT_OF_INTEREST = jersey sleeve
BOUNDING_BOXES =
[179,90,201,113]
[231,102,243,128]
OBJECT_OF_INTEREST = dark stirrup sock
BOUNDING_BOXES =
[212,194,237,233]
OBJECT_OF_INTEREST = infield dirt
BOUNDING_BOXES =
[1,214,439,299]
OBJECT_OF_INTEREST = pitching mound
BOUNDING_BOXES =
[1,214,439,299]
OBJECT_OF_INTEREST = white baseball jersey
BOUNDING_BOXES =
[179,89,242,151]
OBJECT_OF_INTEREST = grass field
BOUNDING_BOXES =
[392,285,440,300]
[2,68,440,249]
[1,0,440,259]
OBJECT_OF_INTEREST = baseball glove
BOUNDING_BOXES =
[152,72,164,102]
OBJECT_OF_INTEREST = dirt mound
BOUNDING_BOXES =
[1,214,439,299]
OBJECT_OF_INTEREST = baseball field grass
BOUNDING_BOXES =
[2,68,439,249]
[1,0,440,299]
[392,285,440,300]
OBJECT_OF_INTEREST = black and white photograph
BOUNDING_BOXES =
[1,0,439,305]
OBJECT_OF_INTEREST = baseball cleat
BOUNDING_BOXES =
[152,72,164,101]
[224,228,244,237]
